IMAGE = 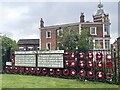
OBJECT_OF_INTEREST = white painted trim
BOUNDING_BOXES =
[6,62,12,66]
[15,51,36,54]
[80,22,102,24]
[37,50,64,54]
[94,18,102,21]
[28,47,33,49]
[39,28,41,50]
[79,23,81,35]
[19,47,24,49]
[92,37,110,40]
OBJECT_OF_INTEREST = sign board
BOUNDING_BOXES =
[15,51,36,54]
[38,54,64,68]
[14,50,64,68]
[6,62,12,66]
[15,51,36,67]
[37,50,64,68]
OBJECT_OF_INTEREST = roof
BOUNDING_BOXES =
[95,2,105,16]
[117,37,120,39]
[18,39,39,45]
[40,22,102,30]
[41,22,79,29]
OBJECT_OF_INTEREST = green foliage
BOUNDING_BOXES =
[78,29,93,53]
[1,74,118,88]
[57,27,93,52]
[57,27,79,52]
[1,35,18,51]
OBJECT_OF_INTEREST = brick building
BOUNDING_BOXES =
[117,37,120,49]
[18,39,39,51]
[39,2,111,51]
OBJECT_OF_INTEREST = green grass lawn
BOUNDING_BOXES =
[1,74,119,88]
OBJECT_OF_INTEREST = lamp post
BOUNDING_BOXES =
[113,46,117,83]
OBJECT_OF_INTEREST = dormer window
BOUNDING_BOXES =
[90,27,97,35]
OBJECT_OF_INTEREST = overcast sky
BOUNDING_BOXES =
[0,0,119,44]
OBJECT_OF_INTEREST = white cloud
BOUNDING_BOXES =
[0,2,118,44]
[111,33,118,44]
[0,0,120,2]
[0,6,30,25]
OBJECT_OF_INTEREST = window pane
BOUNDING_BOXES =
[100,40,103,49]
[57,29,63,37]
[95,40,99,49]
[91,28,95,34]
[48,32,51,37]
[95,40,103,49]
[105,40,110,49]
[90,27,96,35]
[48,43,50,50]
[46,43,51,50]
[46,31,51,38]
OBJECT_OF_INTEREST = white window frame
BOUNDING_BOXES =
[19,47,24,49]
[28,47,33,50]
[46,31,51,38]
[90,27,97,35]
[95,39,103,49]
[57,29,63,37]
[105,40,110,49]
[28,47,33,49]
[46,42,51,50]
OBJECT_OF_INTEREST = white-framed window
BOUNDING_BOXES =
[46,42,51,50]
[95,39,103,49]
[46,31,51,38]
[28,47,33,50]
[19,47,24,50]
[105,40,110,49]
[90,27,97,35]
[57,28,63,37]
[104,25,110,35]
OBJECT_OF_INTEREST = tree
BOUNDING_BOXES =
[78,29,93,53]
[57,27,79,52]
[57,27,93,53]
[1,35,18,51]
[1,35,18,70]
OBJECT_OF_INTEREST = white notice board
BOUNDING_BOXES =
[38,54,64,68]
[15,55,36,67]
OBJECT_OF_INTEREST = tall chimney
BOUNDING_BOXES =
[80,12,85,22]
[40,18,44,28]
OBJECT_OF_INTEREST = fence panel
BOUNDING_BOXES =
[77,50,115,84]
[3,49,119,84]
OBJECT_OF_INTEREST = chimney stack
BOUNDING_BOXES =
[80,12,85,22]
[40,18,44,28]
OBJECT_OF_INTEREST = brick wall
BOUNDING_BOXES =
[81,24,103,37]
[41,28,57,50]
[117,37,120,49]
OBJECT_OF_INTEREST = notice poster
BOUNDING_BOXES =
[15,51,36,67]
[38,54,63,68]
[37,50,64,68]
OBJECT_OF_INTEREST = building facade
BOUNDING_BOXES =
[18,39,39,51]
[117,37,120,49]
[39,2,111,51]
